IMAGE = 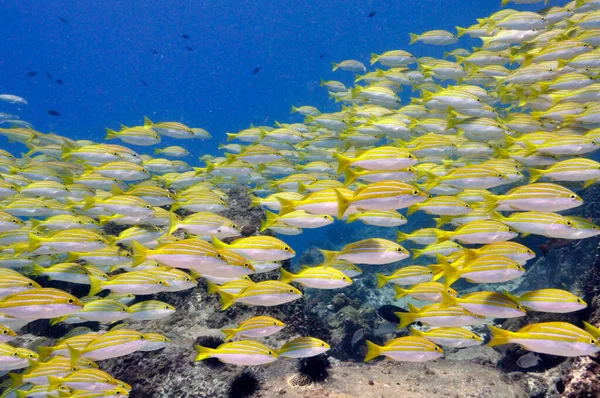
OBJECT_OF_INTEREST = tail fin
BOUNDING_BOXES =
[409,327,424,337]
[407,205,419,216]
[218,291,236,311]
[412,249,424,259]
[364,340,382,362]
[395,311,417,328]
[67,344,82,368]
[279,268,295,284]
[335,153,353,174]
[260,210,278,232]
[319,249,339,266]
[276,197,296,216]
[409,33,419,45]
[393,285,407,299]
[528,168,544,184]
[434,229,450,243]
[37,346,53,361]
[105,128,118,140]
[194,345,216,361]
[131,241,148,267]
[396,231,408,242]
[211,237,229,250]
[222,329,238,341]
[8,372,23,388]
[88,275,104,296]
[343,169,358,186]
[28,233,44,252]
[168,212,179,235]
[487,325,514,347]
[334,188,351,219]
[376,273,388,289]
[207,282,220,295]
[48,375,64,391]
[440,291,458,308]
[583,321,600,339]
[31,264,47,277]
[441,256,460,288]
[249,196,262,208]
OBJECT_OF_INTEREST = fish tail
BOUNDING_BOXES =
[319,249,339,266]
[168,212,179,235]
[433,229,450,243]
[334,152,352,174]
[37,346,53,361]
[27,233,43,252]
[206,281,220,295]
[583,321,600,338]
[583,178,598,189]
[487,325,515,347]
[345,213,357,224]
[343,169,358,186]
[409,327,423,337]
[249,195,262,208]
[376,273,388,289]
[412,248,423,259]
[279,268,295,284]
[407,205,419,216]
[409,33,419,45]
[396,231,408,242]
[364,340,383,362]
[369,53,379,65]
[60,145,73,160]
[331,62,340,71]
[30,264,46,276]
[82,194,95,211]
[48,376,64,391]
[502,289,521,304]
[393,285,407,299]
[489,211,508,223]
[67,344,82,368]
[8,372,23,388]
[218,291,236,311]
[500,0,510,6]
[195,345,216,361]
[88,275,105,296]
[222,329,237,341]
[49,316,68,326]
[225,133,237,142]
[441,256,460,288]
[455,26,468,38]
[105,128,118,140]
[334,188,351,219]
[276,197,296,216]
[260,210,278,232]
[143,116,154,127]
[131,241,148,267]
[204,160,215,173]
[440,291,457,308]
[290,105,298,113]
[395,312,416,328]
[528,168,544,184]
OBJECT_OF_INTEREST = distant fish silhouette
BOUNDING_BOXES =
[58,17,68,24]
[367,11,376,18]
[180,33,190,39]
[252,66,261,75]
[45,71,53,80]
[55,79,64,86]
[152,48,159,55]
[185,46,194,52]
[26,72,37,77]
[46,110,60,116]
[140,80,147,86]
[320,53,325,59]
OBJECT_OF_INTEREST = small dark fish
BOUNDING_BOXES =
[152,48,159,55]
[185,46,194,52]
[58,17,68,24]
[46,110,60,116]
[252,66,261,75]
[377,304,405,324]
[45,71,53,80]
[180,33,190,39]
[55,79,64,86]
[539,238,576,256]
[367,11,376,18]
[26,72,37,77]
[140,80,147,86]
[320,53,325,59]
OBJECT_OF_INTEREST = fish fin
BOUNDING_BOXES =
[583,321,600,339]
[30,263,46,276]
[407,303,420,313]
[143,116,154,127]
[583,178,598,189]
[260,210,278,232]
[60,145,73,160]
[409,33,419,45]
[105,128,118,140]
[224,153,236,165]
[441,256,460,288]
[50,316,67,326]
[48,375,64,391]
[487,325,515,347]
[319,249,339,266]
[194,345,216,361]
[343,169,358,186]
[37,346,53,361]
[528,168,544,184]
[376,273,388,289]
[331,62,340,72]
[502,290,521,304]
[433,229,450,243]
[131,241,148,267]
[204,160,215,174]
[395,311,416,328]
[222,329,237,341]
[334,152,353,174]
[88,275,104,296]
[364,340,382,362]
[81,195,95,211]
[440,291,457,308]
[111,185,126,196]
[168,212,179,235]
[8,372,23,388]
[249,196,262,208]
[279,268,295,284]
[27,233,44,252]
[393,285,407,299]
[211,236,229,250]
[334,188,351,219]
[409,327,424,337]
[412,248,423,259]
[276,197,296,216]
[67,344,82,368]
[369,53,379,65]
[206,282,220,295]
[406,205,419,216]
[218,291,236,311]
[396,231,408,242]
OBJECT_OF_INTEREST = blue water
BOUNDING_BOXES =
[0,0,550,258]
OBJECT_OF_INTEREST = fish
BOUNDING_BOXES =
[0,95,28,105]
[180,33,190,39]
[58,17,68,23]
[46,110,60,116]
[55,79,64,85]
[217,280,302,310]
[280,267,351,289]
[364,337,443,362]
[195,340,278,365]
[367,11,376,18]
[25,71,37,77]
[277,337,330,358]
[185,46,194,51]
[221,316,285,341]
[410,327,483,348]
[516,351,541,369]
[252,66,261,75]
[488,322,600,357]
[502,289,587,313]
[396,303,485,328]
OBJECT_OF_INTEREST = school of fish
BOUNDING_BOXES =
[2,0,600,396]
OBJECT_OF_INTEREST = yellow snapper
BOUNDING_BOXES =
[409,327,483,348]
[502,289,587,313]
[279,267,351,289]
[221,316,286,341]
[277,337,330,358]
[364,336,444,362]
[195,340,277,365]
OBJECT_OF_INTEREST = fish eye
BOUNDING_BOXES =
[113,179,119,182]
[165,305,170,309]
[12,352,17,357]
[540,17,545,21]
[477,99,481,102]
[145,205,151,209]
[497,173,503,177]
[140,335,145,340]
[591,339,597,344]
[284,246,290,251]
[434,347,440,351]
[412,190,419,195]
[471,336,476,339]
[185,277,190,282]
[244,263,250,268]
[273,322,278,326]
[1,330,6,334]
[27,282,33,287]
[321,343,325,347]
[216,253,222,258]
[68,299,74,304]
[11,220,17,223]
[268,351,272,355]
[570,195,577,199]
[566,221,572,226]
[189,130,194,134]
[78,221,84,224]
[429,271,433,274]
[116,392,121,396]
[577,298,583,303]
[97,238,103,242]
[164,338,169,342]
[408,154,414,159]
[72,366,78,371]
[396,247,403,252]
[508,227,514,232]
[516,305,522,310]
[158,281,163,285]
[465,204,470,207]
[288,289,294,293]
